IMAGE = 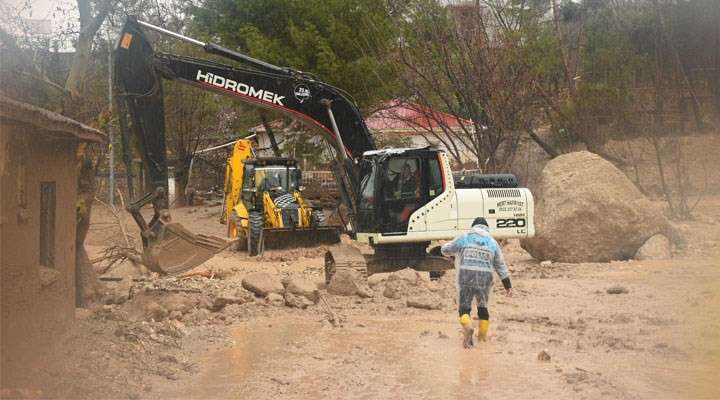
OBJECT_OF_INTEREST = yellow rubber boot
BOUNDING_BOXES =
[459,314,474,348]
[478,319,489,342]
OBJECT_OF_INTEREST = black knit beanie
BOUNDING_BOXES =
[471,217,488,227]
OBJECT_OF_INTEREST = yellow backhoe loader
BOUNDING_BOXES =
[223,139,340,255]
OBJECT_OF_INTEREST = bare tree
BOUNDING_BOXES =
[164,83,221,206]
[379,0,544,172]
[65,0,119,96]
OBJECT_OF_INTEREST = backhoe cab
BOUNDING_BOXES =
[223,140,339,256]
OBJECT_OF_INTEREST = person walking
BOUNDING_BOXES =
[441,217,512,348]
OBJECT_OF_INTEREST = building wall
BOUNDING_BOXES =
[1,125,78,384]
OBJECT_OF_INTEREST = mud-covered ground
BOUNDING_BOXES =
[3,196,720,400]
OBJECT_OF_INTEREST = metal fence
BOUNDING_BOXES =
[303,170,336,187]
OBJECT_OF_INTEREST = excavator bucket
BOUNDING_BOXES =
[260,226,341,252]
[142,222,229,275]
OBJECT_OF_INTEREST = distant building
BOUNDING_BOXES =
[365,100,478,164]
[0,95,106,385]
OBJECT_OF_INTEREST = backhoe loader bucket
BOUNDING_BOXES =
[259,226,341,252]
[142,222,229,275]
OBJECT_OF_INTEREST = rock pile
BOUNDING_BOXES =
[241,273,322,308]
[372,268,447,310]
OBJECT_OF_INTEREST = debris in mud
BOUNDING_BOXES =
[537,349,552,361]
[383,280,404,299]
[104,276,134,305]
[270,377,291,385]
[242,272,285,297]
[117,289,208,323]
[606,285,629,294]
[159,354,179,364]
[211,292,248,311]
[266,293,286,306]
[367,273,390,287]
[283,276,320,303]
[406,295,442,310]
[374,268,448,303]
[327,269,370,296]
[75,307,94,320]
[284,292,313,309]
[389,268,423,285]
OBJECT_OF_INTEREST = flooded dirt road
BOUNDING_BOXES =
[19,199,716,400]
[152,259,720,400]
[153,316,568,400]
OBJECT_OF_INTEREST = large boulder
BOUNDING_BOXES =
[242,272,285,297]
[521,151,670,262]
[635,234,671,260]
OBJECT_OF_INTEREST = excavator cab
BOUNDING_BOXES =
[356,148,445,235]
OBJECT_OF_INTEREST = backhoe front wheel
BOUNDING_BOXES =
[248,211,264,256]
[311,210,327,226]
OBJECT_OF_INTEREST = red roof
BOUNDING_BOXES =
[365,99,471,133]
[248,99,471,135]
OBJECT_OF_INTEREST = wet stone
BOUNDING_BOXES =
[538,349,552,362]
[606,286,629,295]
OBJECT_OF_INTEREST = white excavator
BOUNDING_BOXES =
[113,17,535,279]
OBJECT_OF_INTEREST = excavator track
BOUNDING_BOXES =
[324,244,368,284]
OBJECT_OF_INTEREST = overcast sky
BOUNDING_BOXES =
[2,0,75,27]
[1,0,83,50]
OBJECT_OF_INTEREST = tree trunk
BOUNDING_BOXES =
[525,126,559,158]
[65,0,115,96]
[653,0,704,131]
[75,157,103,307]
[174,158,192,206]
[65,32,93,97]
[259,112,282,156]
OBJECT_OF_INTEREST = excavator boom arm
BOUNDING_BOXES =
[114,17,375,233]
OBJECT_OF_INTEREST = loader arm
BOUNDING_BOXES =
[114,17,375,238]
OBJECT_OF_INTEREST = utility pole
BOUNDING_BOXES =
[107,29,115,207]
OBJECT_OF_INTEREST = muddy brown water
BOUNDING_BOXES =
[152,317,568,400]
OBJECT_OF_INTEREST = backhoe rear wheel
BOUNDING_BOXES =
[248,211,264,256]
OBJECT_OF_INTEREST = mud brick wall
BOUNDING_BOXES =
[1,126,79,384]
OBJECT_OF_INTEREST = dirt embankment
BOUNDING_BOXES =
[512,131,720,199]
